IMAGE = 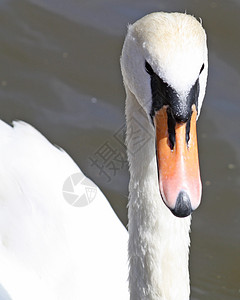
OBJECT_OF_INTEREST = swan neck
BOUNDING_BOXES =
[125,87,191,300]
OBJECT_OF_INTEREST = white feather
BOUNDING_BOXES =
[0,121,128,300]
[0,11,208,300]
[121,12,207,300]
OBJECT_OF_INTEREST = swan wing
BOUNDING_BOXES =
[0,121,128,300]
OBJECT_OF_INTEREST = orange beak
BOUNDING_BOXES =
[155,105,202,217]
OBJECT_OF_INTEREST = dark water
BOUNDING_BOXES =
[0,0,239,299]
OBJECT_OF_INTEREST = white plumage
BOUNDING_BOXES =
[121,12,207,300]
[0,121,128,299]
[0,12,208,300]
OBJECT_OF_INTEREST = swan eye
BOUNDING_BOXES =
[145,61,154,76]
[199,63,204,74]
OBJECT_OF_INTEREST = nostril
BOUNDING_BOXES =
[171,191,192,218]
[167,108,176,150]
[186,118,191,145]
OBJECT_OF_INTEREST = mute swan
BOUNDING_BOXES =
[0,12,207,300]
[121,12,207,300]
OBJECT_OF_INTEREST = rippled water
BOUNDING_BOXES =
[0,0,239,299]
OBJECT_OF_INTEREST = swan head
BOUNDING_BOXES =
[121,12,208,217]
